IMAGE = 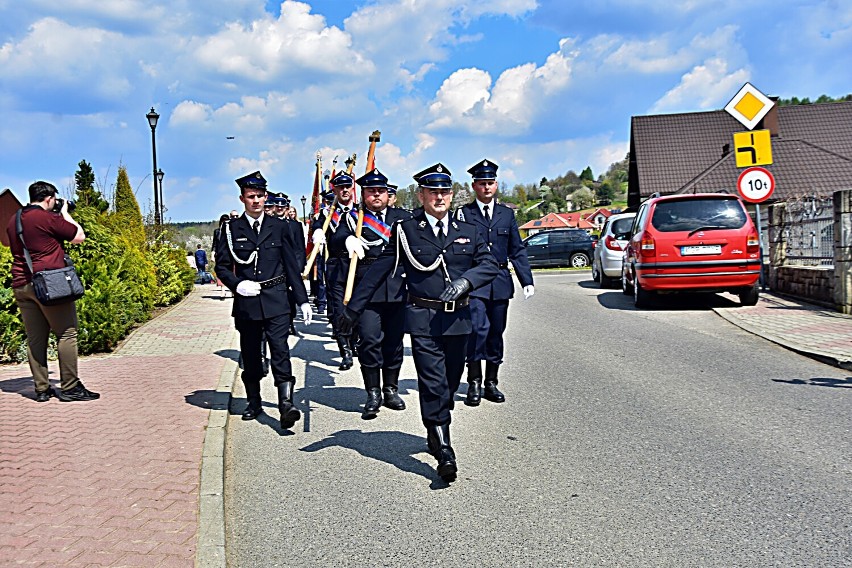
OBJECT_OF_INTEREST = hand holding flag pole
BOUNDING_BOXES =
[344,130,380,305]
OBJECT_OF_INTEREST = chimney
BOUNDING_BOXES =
[759,96,780,136]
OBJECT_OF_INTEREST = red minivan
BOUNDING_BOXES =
[622,193,761,308]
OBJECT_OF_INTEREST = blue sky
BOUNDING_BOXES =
[1,0,850,221]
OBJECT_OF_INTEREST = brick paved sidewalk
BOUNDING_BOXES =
[0,285,238,567]
[714,292,852,370]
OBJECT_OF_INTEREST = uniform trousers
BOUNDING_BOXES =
[357,301,405,370]
[467,297,510,365]
[325,257,346,331]
[312,256,327,311]
[411,334,468,426]
[236,314,293,386]
[13,283,80,392]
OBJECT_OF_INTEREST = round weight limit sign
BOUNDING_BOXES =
[737,166,775,203]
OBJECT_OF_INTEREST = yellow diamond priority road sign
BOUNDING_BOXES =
[725,82,774,130]
[733,129,773,168]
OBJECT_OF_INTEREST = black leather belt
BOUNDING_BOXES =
[409,294,469,313]
[360,257,378,265]
[258,274,287,289]
[497,262,509,269]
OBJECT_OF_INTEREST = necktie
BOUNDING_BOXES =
[377,211,384,224]
[436,220,445,246]
[252,220,260,234]
[483,205,491,224]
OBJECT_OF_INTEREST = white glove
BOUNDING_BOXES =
[345,236,366,259]
[523,285,535,300]
[236,280,261,297]
[312,229,326,246]
[300,303,313,326]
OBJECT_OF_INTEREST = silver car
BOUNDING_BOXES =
[592,212,636,288]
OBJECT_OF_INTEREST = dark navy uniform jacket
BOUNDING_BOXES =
[456,201,533,300]
[283,218,306,269]
[329,207,412,303]
[214,214,308,320]
[347,210,499,336]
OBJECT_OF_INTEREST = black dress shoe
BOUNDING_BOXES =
[436,448,457,482]
[241,405,264,421]
[382,387,405,410]
[35,388,55,403]
[483,381,505,403]
[362,388,382,419]
[427,424,457,482]
[57,383,100,402]
[465,379,482,407]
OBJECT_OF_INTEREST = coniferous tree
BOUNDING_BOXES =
[112,166,146,248]
[74,160,109,213]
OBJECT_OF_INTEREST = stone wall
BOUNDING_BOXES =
[835,189,852,314]
[773,266,835,307]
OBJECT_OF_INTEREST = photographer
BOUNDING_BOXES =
[5,181,99,402]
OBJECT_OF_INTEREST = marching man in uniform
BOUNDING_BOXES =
[215,171,313,431]
[456,159,534,405]
[311,173,357,370]
[338,163,498,482]
[330,169,412,418]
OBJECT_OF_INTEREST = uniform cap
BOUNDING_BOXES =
[467,159,498,180]
[413,163,452,189]
[356,168,388,188]
[387,183,398,196]
[235,171,267,190]
[330,172,354,188]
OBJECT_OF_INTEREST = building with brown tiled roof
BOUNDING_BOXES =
[518,209,611,235]
[628,101,852,208]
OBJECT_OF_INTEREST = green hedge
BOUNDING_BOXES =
[0,207,195,362]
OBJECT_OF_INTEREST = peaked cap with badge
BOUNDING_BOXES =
[356,168,389,188]
[330,172,355,188]
[467,159,498,180]
[414,163,452,189]
[235,171,267,191]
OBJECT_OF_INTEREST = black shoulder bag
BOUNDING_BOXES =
[16,209,85,305]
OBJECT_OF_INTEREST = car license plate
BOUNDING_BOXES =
[681,245,722,255]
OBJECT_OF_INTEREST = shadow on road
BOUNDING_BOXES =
[299,429,452,489]
[595,288,740,311]
[772,376,852,388]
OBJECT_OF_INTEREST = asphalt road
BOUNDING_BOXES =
[225,271,851,567]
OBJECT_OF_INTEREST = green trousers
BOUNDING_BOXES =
[13,283,80,393]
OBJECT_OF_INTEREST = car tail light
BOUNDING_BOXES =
[746,231,760,253]
[640,235,655,256]
[605,235,622,251]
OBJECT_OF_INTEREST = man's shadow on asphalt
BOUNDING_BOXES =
[0,375,43,400]
[300,429,452,489]
[772,376,852,388]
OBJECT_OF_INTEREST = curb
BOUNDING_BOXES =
[196,357,238,567]
[713,308,852,371]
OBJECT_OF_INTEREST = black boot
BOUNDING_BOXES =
[350,334,359,358]
[361,367,382,419]
[427,424,457,482]
[381,368,405,410]
[337,336,353,370]
[465,361,483,407]
[483,361,505,403]
[242,379,264,420]
[276,380,301,429]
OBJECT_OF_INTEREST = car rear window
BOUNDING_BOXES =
[610,218,634,238]
[650,199,747,232]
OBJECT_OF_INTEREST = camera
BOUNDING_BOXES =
[52,198,76,213]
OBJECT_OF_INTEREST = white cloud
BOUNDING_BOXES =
[194,0,372,81]
[427,37,575,134]
[650,57,748,113]
[171,100,213,125]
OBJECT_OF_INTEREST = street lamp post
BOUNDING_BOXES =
[300,195,307,224]
[146,107,160,227]
[156,169,165,224]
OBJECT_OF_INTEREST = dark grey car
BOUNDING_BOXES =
[523,229,594,268]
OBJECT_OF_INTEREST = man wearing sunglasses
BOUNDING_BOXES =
[338,163,498,482]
